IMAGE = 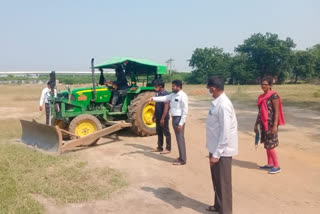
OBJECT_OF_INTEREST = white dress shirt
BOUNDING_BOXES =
[152,90,188,126]
[206,92,238,159]
[40,87,57,106]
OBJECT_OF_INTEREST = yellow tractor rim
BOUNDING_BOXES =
[142,102,156,128]
[75,120,97,137]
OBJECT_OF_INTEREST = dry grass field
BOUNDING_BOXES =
[181,84,320,110]
[0,83,319,214]
[0,84,127,214]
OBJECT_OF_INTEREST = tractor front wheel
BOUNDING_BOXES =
[69,114,102,145]
[128,91,156,136]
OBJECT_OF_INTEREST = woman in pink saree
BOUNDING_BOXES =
[254,77,285,174]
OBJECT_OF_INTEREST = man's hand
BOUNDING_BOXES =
[147,97,153,103]
[177,125,182,132]
[209,157,219,166]
[160,119,165,127]
[39,106,43,111]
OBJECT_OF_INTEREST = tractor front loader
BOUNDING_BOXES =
[21,119,131,153]
[20,57,167,154]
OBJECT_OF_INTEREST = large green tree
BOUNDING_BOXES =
[308,44,320,78]
[188,47,231,83]
[229,54,256,84]
[235,33,296,83]
[291,50,316,83]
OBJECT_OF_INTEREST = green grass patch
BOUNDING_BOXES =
[0,143,127,214]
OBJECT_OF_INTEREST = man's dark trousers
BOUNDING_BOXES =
[172,116,186,163]
[210,155,232,214]
[156,118,171,151]
[45,103,50,125]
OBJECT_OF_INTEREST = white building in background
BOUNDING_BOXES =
[0,71,93,77]
[0,71,95,84]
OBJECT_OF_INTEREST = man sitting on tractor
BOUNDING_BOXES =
[105,66,128,106]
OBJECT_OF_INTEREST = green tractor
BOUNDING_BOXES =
[20,57,167,153]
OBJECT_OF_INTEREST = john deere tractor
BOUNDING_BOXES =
[20,57,167,153]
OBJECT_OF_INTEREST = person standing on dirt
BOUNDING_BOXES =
[39,81,57,125]
[105,66,128,106]
[254,76,285,174]
[151,79,171,154]
[148,79,188,165]
[206,76,238,214]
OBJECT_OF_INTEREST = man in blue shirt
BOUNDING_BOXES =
[152,79,171,154]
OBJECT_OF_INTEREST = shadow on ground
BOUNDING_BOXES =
[64,136,123,153]
[232,159,259,170]
[109,128,139,138]
[121,143,176,163]
[141,186,211,214]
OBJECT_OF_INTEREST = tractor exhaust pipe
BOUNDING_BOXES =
[49,71,57,125]
[91,58,97,101]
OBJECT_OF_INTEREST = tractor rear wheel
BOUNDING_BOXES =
[128,91,156,136]
[69,114,102,145]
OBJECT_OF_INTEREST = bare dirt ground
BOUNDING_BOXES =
[27,97,320,214]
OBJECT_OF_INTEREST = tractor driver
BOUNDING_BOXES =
[105,66,128,106]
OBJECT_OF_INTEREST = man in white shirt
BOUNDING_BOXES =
[206,76,238,214]
[148,79,188,165]
[39,81,56,125]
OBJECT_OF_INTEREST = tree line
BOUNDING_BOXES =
[187,32,320,84]
[2,33,319,85]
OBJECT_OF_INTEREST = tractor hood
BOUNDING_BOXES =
[68,86,109,98]
[94,57,167,75]
[57,86,105,95]
[56,86,110,103]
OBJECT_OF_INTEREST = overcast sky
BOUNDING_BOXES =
[0,0,319,71]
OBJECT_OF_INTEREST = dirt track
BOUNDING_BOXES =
[37,97,319,214]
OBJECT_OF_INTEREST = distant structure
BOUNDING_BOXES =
[0,71,93,77]
[166,58,174,75]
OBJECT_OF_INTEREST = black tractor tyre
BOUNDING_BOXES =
[68,114,102,146]
[128,91,156,136]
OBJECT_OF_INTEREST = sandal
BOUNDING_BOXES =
[160,150,171,154]
[172,160,185,165]
[206,206,219,212]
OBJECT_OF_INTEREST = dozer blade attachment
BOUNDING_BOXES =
[20,120,62,153]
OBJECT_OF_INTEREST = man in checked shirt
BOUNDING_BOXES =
[151,79,171,154]
[148,79,188,165]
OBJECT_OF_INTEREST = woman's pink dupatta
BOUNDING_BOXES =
[257,90,285,131]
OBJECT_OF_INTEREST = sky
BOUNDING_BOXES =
[0,0,319,72]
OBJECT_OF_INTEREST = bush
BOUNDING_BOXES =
[162,71,192,83]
